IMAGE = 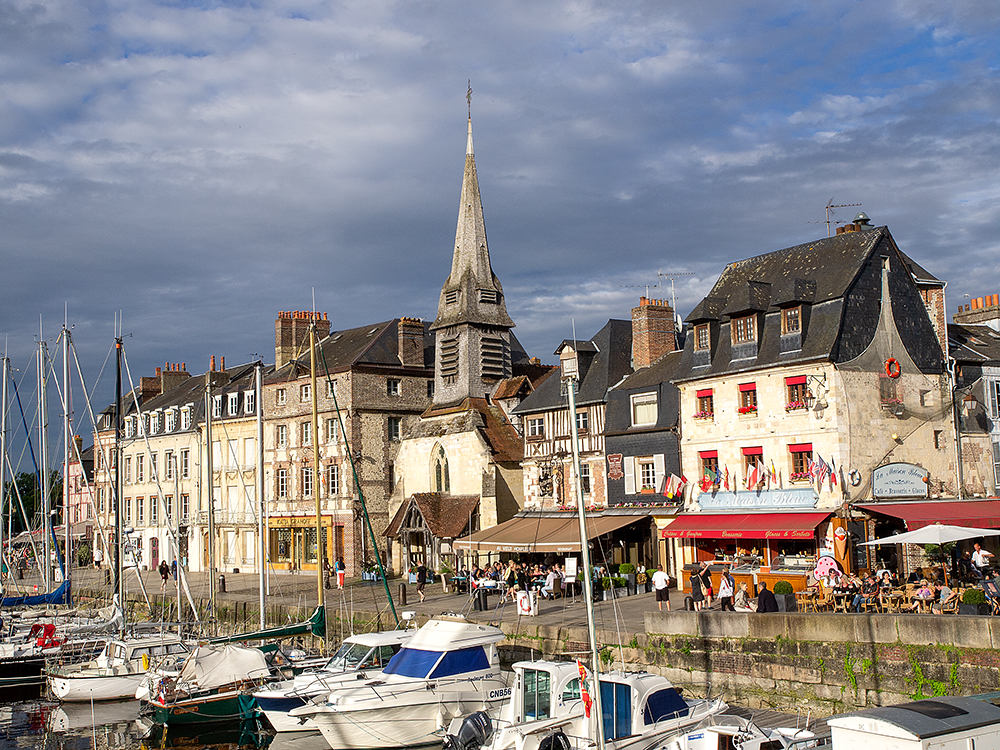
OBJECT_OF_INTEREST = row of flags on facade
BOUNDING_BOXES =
[666,454,840,495]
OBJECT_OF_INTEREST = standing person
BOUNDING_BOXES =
[689,570,704,612]
[973,543,994,578]
[699,562,714,609]
[416,560,428,603]
[171,559,178,580]
[652,565,671,611]
[93,547,103,570]
[717,567,735,611]
[335,557,346,589]
[158,560,170,592]
[756,581,779,612]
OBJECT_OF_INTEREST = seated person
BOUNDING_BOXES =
[931,583,958,614]
[907,568,925,584]
[907,581,935,610]
[734,581,757,612]
[852,573,879,611]
[540,567,560,600]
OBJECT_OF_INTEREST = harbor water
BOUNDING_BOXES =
[0,699,331,750]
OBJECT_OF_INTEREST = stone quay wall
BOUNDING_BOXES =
[500,611,1000,717]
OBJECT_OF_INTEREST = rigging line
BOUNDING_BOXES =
[2,451,44,572]
[118,345,194,618]
[319,345,398,627]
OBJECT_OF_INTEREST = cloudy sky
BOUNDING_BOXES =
[2,0,999,447]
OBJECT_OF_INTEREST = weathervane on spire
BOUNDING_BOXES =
[467,80,472,118]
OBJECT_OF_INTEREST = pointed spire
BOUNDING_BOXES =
[431,109,514,332]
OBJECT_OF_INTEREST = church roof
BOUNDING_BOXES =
[430,117,514,331]
[384,493,480,540]
[410,397,523,463]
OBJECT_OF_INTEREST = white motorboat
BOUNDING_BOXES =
[659,714,825,750]
[48,633,190,702]
[256,627,414,732]
[446,660,727,750]
[289,615,509,749]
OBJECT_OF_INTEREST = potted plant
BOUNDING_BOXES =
[773,580,798,612]
[959,587,991,616]
[636,569,648,593]
[693,410,714,420]
[738,405,757,417]
[618,563,637,595]
[645,568,657,593]
[785,401,806,412]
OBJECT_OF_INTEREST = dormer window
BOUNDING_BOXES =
[166,409,176,432]
[782,306,801,335]
[244,390,255,415]
[445,290,460,305]
[478,289,498,304]
[181,407,192,430]
[212,395,223,418]
[694,324,710,351]
[228,393,239,416]
[732,315,756,344]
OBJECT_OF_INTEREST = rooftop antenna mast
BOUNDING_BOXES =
[656,270,694,318]
[810,199,862,238]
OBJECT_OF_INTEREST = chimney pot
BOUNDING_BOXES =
[211,355,216,371]
[221,356,225,371]
[155,367,161,376]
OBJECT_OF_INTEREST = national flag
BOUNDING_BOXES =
[816,454,830,483]
[829,458,838,487]
[770,460,778,484]
[807,459,817,479]
[577,660,593,718]
[746,461,760,489]
[723,466,730,491]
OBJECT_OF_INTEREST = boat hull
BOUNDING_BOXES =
[311,688,507,749]
[150,690,259,726]
[0,656,46,701]
[50,671,146,702]
[257,693,318,732]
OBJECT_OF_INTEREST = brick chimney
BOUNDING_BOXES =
[275,311,332,369]
[205,355,229,387]
[160,362,192,394]
[632,297,675,369]
[397,317,425,368]
[954,293,1000,332]
[138,368,162,404]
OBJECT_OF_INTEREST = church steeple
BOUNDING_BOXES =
[431,116,514,331]
[430,108,515,407]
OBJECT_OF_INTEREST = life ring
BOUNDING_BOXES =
[885,358,901,379]
[849,469,861,487]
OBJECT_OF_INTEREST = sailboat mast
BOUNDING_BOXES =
[206,380,216,619]
[256,361,266,628]
[563,353,606,750]
[114,336,123,606]
[309,324,324,615]
[39,339,51,592]
[174,453,182,637]
[62,325,72,593]
[0,355,8,583]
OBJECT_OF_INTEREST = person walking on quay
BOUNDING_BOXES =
[689,569,704,612]
[335,557,346,589]
[158,560,170,592]
[717,567,735,611]
[416,560,428,603]
[699,561,714,608]
[653,565,671,611]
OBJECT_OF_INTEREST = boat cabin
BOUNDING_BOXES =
[320,630,412,673]
[98,635,189,667]
[511,661,692,742]
[828,696,1000,750]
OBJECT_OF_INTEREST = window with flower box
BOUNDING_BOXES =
[785,376,807,411]
[789,443,812,481]
[738,383,757,415]
[694,389,714,419]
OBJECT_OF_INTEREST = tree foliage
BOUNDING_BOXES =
[3,470,63,535]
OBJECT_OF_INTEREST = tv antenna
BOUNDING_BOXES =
[810,199,862,238]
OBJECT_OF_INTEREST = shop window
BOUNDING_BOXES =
[275,528,292,562]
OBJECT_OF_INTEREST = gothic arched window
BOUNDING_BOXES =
[432,445,450,493]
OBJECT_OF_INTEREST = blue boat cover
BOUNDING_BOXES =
[1,580,70,607]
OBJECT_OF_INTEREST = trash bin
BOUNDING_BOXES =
[219,574,226,593]
[398,582,407,606]
[684,596,694,611]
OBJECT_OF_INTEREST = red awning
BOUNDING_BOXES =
[742,446,763,456]
[857,500,1000,530]
[786,375,807,385]
[739,383,756,392]
[662,512,832,540]
[696,389,713,398]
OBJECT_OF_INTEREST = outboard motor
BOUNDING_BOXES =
[538,731,572,750]
[444,711,494,750]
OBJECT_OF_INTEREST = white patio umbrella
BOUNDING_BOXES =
[861,522,1000,585]
[860,522,1000,546]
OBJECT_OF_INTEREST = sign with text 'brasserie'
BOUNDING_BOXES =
[872,462,928,498]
